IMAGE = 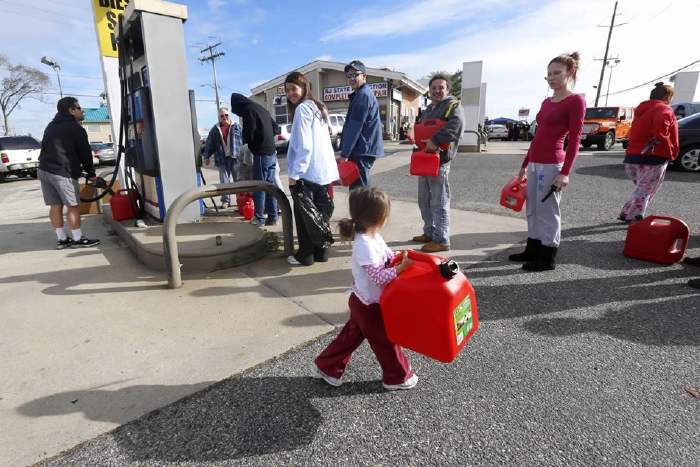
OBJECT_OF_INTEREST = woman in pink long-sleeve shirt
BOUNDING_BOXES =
[509,52,586,271]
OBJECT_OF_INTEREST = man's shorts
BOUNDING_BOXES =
[38,169,80,207]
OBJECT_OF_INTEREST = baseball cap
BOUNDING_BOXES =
[344,60,366,74]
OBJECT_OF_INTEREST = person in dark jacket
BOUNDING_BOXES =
[618,83,679,223]
[203,106,243,208]
[339,60,384,189]
[230,93,279,225]
[38,97,99,249]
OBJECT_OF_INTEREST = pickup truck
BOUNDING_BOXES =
[0,136,41,181]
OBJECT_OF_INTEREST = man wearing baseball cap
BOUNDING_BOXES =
[339,60,384,188]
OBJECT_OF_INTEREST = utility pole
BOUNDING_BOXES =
[594,1,626,106]
[199,42,225,112]
[604,58,621,106]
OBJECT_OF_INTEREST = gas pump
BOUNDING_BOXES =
[118,0,199,223]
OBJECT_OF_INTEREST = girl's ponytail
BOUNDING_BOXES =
[338,218,356,241]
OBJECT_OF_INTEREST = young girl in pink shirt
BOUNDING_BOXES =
[509,52,586,271]
[314,187,418,390]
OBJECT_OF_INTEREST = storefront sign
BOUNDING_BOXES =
[518,108,530,117]
[323,82,388,102]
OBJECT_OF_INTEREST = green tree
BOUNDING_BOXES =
[0,55,50,136]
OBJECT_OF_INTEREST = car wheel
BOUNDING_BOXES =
[676,146,700,172]
[598,131,615,151]
[30,170,38,179]
[621,140,628,149]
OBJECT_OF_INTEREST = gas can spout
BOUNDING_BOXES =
[439,260,460,279]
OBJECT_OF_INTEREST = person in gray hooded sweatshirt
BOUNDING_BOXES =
[411,73,464,253]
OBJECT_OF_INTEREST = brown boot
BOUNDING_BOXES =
[412,234,432,243]
[421,241,450,253]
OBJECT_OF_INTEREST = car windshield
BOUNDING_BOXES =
[330,116,337,125]
[678,113,700,128]
[585,108,618,119]
[0,136,41,150]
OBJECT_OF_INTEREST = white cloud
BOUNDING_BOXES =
[322,0,519,41]
[360,0,700,120]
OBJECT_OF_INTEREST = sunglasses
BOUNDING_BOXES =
[73,105,82,110]
[346,72,362,79]
[219,114,229,118]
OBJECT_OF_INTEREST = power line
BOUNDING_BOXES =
[602,58,700,98]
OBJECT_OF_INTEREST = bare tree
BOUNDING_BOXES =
[0,55,50,136]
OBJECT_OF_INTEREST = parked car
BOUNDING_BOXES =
[0,136,41,181]
[327,113,345,149]
[528,120,537,140]
[581,106,635,151]
[671,102,700,120]
[274,123,292,152]
[674,112,700,172]
[91,142,116,165]
[486,124,508,140]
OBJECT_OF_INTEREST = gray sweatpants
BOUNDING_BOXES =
[526,162,563,247]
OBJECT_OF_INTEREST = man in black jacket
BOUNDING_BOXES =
[230,93,279,226]
[38,97,99,249]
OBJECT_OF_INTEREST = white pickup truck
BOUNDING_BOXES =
[0,136,41,181]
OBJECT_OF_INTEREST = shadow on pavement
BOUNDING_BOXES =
[575,163,698,183]
[36,377,384,463]
[522,294,700,346]
[17,382,214,425]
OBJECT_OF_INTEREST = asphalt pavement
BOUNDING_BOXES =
[9,142,700,466]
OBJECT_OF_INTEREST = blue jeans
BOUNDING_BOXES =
[217,157,239,203]
[252,153,278,223]
[417,162,451,245]
[348,155,376,189]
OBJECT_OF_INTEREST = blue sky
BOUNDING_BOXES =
[1,0,698,137]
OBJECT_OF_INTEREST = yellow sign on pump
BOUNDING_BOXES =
[92,0,130,57]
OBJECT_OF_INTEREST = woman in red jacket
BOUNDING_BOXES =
[508,52,586,271]
[618,83,679,222]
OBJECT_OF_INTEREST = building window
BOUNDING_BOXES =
[84,123,99,133]
[274,96,288,124]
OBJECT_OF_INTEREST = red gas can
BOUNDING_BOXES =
[623,216,689,265]
[241,199,255,220]
[109,189,137,221]
[413,119,449,151]
[380,251,479,363]
[337,160,360,186]
[500,177,527,212]
[236,192,252,212]
[410,150,440,177]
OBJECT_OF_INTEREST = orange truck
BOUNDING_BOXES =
[581,106,635,151]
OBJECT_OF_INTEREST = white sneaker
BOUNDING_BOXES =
[312,364,342,387]
[250,218,261,226]
[287,255,301,265]
[383,373,418,391]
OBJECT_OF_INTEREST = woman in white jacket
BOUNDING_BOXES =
[284,71,340,266]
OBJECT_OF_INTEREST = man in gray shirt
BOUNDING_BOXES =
[411,73,464,253]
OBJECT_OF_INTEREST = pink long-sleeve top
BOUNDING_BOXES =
[521,93,586,176]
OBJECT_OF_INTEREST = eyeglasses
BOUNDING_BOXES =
[346,72,362,79]
[219,114,229,118]
[73,105,82,110]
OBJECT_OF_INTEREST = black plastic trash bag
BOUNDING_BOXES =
[291,181,334,248]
